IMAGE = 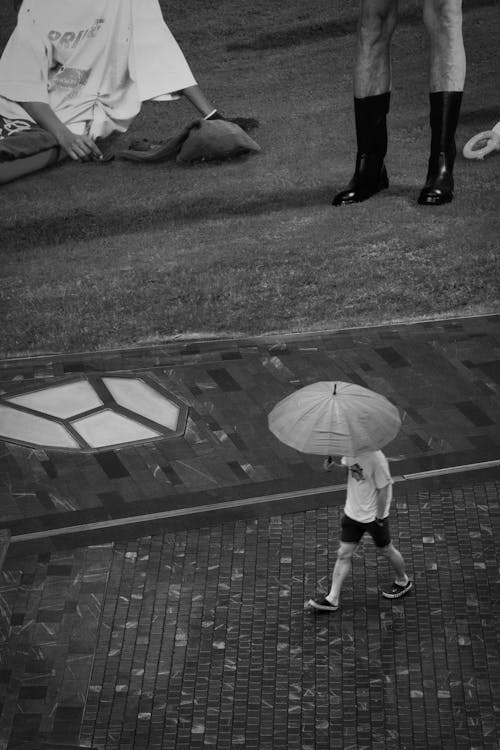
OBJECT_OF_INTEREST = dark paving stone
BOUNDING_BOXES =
[227,461,251,480]
[454,401,495,427]
[39,460,58,479]
[410,433,432,452]
[36,609,64,623]
[344,371,369,387]
[227,432,247,451]
[477,360,500,384]
[468,434,498,450]
[374,346,410,368]
[404,406,427,424]
[46,565,73,576]
[207,368,242,391]
[0,454,24,481]
[8,713,42,742]
[18,686,48,700]
[161,464,183,486]
[63,362,91,373]
[35,490,56,511]
[94,451,130,479]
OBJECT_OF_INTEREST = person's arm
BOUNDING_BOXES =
[0,7,100,160]
[20,101,102,161]
[375,484,390,521]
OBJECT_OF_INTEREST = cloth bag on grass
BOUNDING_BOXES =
[120,119,260,164]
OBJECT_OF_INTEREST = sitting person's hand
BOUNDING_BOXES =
[57,129,103,162]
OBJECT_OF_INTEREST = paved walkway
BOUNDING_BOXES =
[0,315,499,748]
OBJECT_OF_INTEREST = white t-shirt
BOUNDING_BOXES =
[0,0,197,138]
[342,450,393,523]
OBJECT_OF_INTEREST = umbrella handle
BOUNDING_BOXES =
[324,455,340,471]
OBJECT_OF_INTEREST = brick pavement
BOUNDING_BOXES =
[0,474,499,749]
[1,314,500,543]
[0,315,500,748]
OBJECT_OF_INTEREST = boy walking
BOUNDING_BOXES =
[308,450,412,612]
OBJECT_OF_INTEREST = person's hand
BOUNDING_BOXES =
[323,456,338,471]
[57,129,103,162]
[374,517,385,527]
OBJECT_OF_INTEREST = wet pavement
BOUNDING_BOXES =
[0,314,499,748]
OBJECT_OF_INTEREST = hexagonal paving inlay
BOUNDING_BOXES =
[0,375,188,451]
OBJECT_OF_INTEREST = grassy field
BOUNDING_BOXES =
[1,0,499,356]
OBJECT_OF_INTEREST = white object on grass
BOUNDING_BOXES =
[463,121,500,160]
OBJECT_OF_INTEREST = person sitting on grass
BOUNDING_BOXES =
[0,0,258,184]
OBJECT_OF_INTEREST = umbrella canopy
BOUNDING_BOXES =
[268,381,401,457]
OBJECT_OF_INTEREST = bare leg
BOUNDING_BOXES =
[176,84,216,117]
[423,0,466,91]
[354,0,399,98]
[332,0,398,205]
[327,542,357,606]
[380,542,408,585]
[0,147,62,185]
[173,84,259,133]
[418,0,465,204]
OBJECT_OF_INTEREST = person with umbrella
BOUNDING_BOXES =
[307,450,412,612]
[268,381,413,612]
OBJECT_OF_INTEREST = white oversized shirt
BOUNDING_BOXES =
[0,0,197,138]
[342,450,393,523]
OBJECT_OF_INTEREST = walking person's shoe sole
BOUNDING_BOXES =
[382,580,413,599]
[306,596,339,612]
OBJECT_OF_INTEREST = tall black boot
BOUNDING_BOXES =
[332,92,390,206]
[418,91,463,206]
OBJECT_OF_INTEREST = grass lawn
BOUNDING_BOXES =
[1,0,499,357]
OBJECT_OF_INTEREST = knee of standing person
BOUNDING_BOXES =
[423,0,463,36]
[358,0,399,49]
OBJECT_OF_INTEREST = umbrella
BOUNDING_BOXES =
[268,381,401,457]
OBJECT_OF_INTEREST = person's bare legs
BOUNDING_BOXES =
[332,0,398,205]
[0,146,64,185]
[419,0,465,204]
[424,0,465,92]
[354,0,399,97]
[175,84,259,132]
[177,84,217,117]
[326,542,358,606]
[380,542,409,585]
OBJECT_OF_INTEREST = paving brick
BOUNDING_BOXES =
[1,317,500,536]
[1,317,500,748]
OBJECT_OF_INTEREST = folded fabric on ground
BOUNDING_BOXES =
[120,119,261,164]
[0,0,197,140]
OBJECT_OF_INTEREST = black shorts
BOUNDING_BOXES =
[341,513,391,548]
